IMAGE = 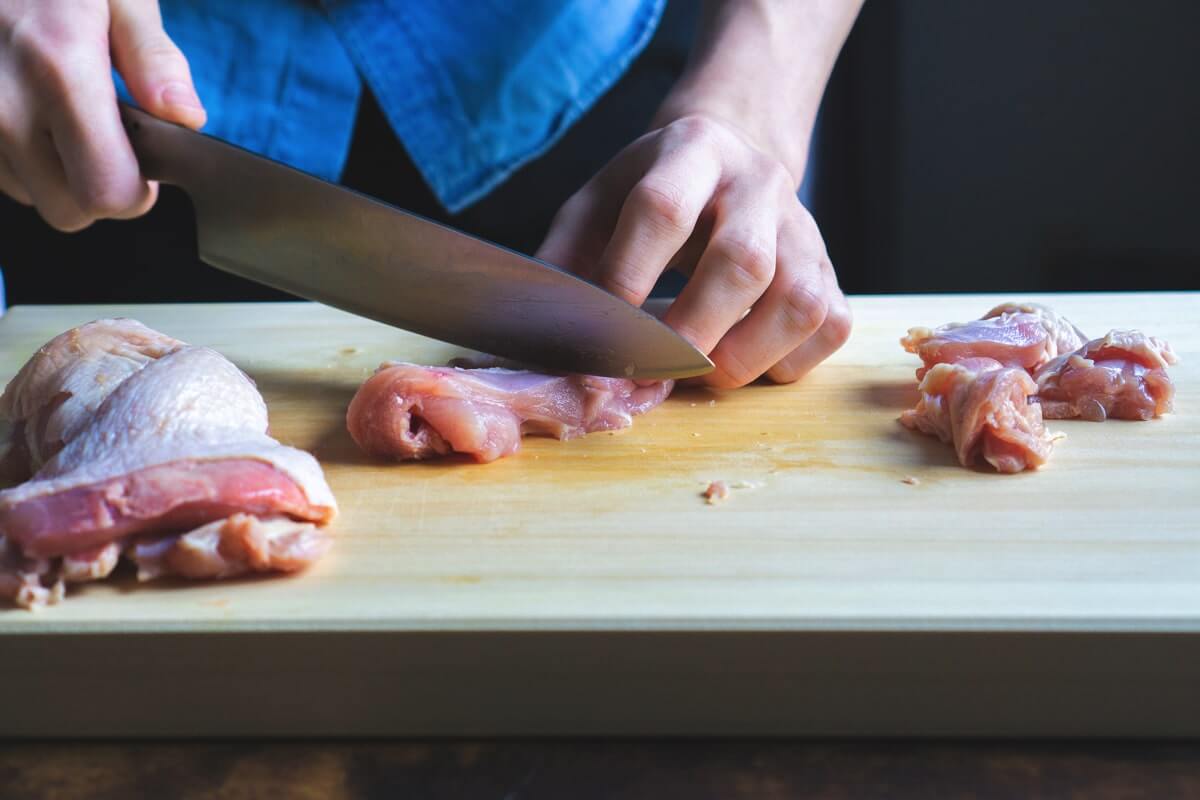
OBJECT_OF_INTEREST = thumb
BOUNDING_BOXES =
[109,0,206,129]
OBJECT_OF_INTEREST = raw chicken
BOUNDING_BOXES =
[347,362,674,463]
[0,320,337,608]
[899,357,1060,473]
[982,302,1088,356]
[0,319,181,482]
[131,514,330,581]
[901,304,1087,379]
[1034,330,1179,420]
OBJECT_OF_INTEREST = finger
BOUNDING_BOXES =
[110,0,206,129]
[661,189,779,355]
[0,152,33,206]
[593,143,721,307]
[41,41,155,220]
[702,218,830,388]
[535,184,621,280]
[8,127,92,232]
[765,261,853,385]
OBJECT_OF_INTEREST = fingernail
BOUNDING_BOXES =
[160,82,203,111]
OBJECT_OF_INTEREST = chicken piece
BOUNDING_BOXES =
[703,480,730,505]
[60,541,122,583]
[1033,330,1179,420]
[0,320,337,607]
[901,313,1055,379]
[0,319,182,477]
[0,534,63,610]
[131,514,330,581]
[982,302,1088,356]
[901,303,1088,380]
[899,357,1060,473]
[347,363,674,463]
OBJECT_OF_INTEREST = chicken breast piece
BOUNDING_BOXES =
[1034,330,1179,420]
[347,363,674,463]
[900,357,1060,473]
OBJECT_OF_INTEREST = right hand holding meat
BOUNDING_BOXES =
[0,0,205,230]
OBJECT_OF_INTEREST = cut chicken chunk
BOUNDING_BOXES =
[900,357,1060,473]
[901,313,1056,379]
[982,302,1088,356]
[1034,330,1179,420]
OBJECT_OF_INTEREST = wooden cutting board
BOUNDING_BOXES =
[1,293,1197,737]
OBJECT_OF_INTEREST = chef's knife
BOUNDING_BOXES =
[118,103,712,380]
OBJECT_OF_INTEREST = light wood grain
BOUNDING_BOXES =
[0,293,1196,633]
[1,293,1197,737]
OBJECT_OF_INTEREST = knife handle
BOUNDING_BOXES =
[118,101,194,188]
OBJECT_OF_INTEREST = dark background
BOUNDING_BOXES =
[1,0,1197,305]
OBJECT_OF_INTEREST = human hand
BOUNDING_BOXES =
[0,0,205,230]
[537,114,851,388]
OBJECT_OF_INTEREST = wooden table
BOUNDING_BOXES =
[1,293,1198,737]
[3,740,1200,799]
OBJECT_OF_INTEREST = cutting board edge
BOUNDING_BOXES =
[6,614,1200,636]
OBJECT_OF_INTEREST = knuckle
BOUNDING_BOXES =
[13,20,85,93]
[668,113,724,145]
[76,180,134,218]
[822,298,854,348]
[631,177,692,232]
[780,277,829,337]
[712,348,759,389]
[714,234,774,289]
[766,160,797,194]
[766,361,805,386]
[134,34,186,69]
[602,269,649,304]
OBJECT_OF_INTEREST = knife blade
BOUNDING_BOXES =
[118,103,713,380]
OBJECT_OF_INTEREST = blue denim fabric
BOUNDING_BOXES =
[122,0,663,212]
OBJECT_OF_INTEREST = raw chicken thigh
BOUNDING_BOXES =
[899,357,1059,473]
[0,320,337,609]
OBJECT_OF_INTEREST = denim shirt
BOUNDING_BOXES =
[130,0,665,212]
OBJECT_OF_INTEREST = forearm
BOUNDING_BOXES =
[651,0,863,185]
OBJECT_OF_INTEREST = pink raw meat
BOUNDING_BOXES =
[900,357,1060,473]
[982,302,1088,356]
[0,320,337,608]
[901,303,1088,380]
[1034,330,1179,420]
[347,363,674,463]
[131,514,330,581]
[2,458,327,560]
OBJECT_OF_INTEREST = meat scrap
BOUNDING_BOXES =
[347,362,673,463]
[900,358,1060,473]
[702,480,730,505]
[0,320,337,608]
[899,302,1179,474]
[1034,330,1179,421]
